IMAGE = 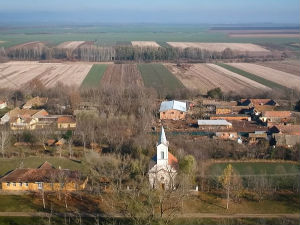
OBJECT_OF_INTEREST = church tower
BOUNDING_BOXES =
[156,126,169,166]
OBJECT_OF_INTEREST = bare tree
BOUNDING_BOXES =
[0,126,10,158]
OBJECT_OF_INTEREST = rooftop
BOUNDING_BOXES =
[198,120,232,126]
[159,100,187,112]
[262,111,291,118]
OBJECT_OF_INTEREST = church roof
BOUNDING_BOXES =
[152,152,178,167]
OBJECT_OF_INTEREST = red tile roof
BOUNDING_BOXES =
[168,152,178,167]
[262,111,291,118]
[57,116,76,124]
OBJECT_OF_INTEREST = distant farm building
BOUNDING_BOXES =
[23,97,48,109]
[210,114,251,121]
[239,99,278,107]
[159,100,187,120]
[57,116,76,130]
[0,162,87,192]
[0,100,7,109]
[260,111,292,124]
[198,120,232,130]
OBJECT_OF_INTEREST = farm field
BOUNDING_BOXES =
[80,64,108,89]
[227,63,300,90]
[255,60,300,76]
[229,34,300,38]
[137,64,185,95]
[166,42,270,53]
[1,25,299,48]
[131,41,160,48]
[56,41,86,50]
[165,63,269,94]
[0,61,92,89]
[101,64,144,88]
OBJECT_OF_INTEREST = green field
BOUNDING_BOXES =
[80,64,108,89]
[217,63,289,91]
[0,157,87,177]
[208,162,300,176]
[137,64,185,96]
[0,25,299,48]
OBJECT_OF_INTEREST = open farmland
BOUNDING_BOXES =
[167,42,270,53]
[8,41,46,50]
[255,60,300,76]
[80,64,108,89]
[0,61,92,89]
[131,41,160,48]
[227,63,300,91]
[101,64,144,88]
[165,63,270,94]
[56,41,86,50]
[138,64,184,96]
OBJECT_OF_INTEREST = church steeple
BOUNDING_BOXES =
[158,126,168,146]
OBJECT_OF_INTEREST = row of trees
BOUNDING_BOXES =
[1,44,281,62]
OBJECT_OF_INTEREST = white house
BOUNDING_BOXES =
[0,101,7,110]
[149,126,178,190]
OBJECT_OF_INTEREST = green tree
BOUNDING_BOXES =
[207,87,223,99]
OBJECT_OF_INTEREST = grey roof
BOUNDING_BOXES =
[198,120,232,126]
[159,100,187,112]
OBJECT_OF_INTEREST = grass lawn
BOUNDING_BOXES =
[0,195,39,212]
[80,64,108,89]
[217,63,288,91]
[0,156,88,177]
[138,64,185,96]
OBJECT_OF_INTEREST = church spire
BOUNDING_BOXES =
[159,126,168,146]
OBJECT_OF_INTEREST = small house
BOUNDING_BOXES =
[159,100,187,120]
[216,105,232,115]
[239,99,278,107]
[57,116,76,130]
[0,101,7,109]
[215,131,238,140]
[260,111,292,124]
[0,162,88,192]
[198,120,232,130]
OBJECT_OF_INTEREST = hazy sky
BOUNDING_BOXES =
[0,0,299,24]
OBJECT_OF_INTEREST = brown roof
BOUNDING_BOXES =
[0,162,81,183]
[272,125,300,135]
[254,105,275,113]
[262,111,291,118]
[57,116,76,124]
[241,99,276,106]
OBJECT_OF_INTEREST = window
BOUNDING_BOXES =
[13,182,16,186]
[6,182,10,187]
[19,182,22,187]
[161,151,164,159]
[37,182,43,189]
[180,112,184,114]
[25,183,28,187]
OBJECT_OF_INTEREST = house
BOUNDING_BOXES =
[210,114,251,121]
[0,101,7,109]
[159,100,187,120]
[10,116,39,130]
[55,138,66,147]
[149,127,178,189]
[1,108,49,125]
[248,132,268,145]
[198,120,232,130]
[0,162,88,192]
[273,134,300,147]
[269,124,300,136]
[215,131,238,140]
[239,99,278,107]
[57,116,76,130]
[216,105,232,115]
[23,97,48,109]
[260,111,292,124]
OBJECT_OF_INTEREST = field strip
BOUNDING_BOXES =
[81,64,108,89]
[138,64,184,95]
[131,41,160,48]
[227,63,300,91]
[206,64,271,91]
[255,60,300,76]
[217,64,289,91]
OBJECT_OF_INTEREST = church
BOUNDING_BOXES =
[149,126,178,189]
